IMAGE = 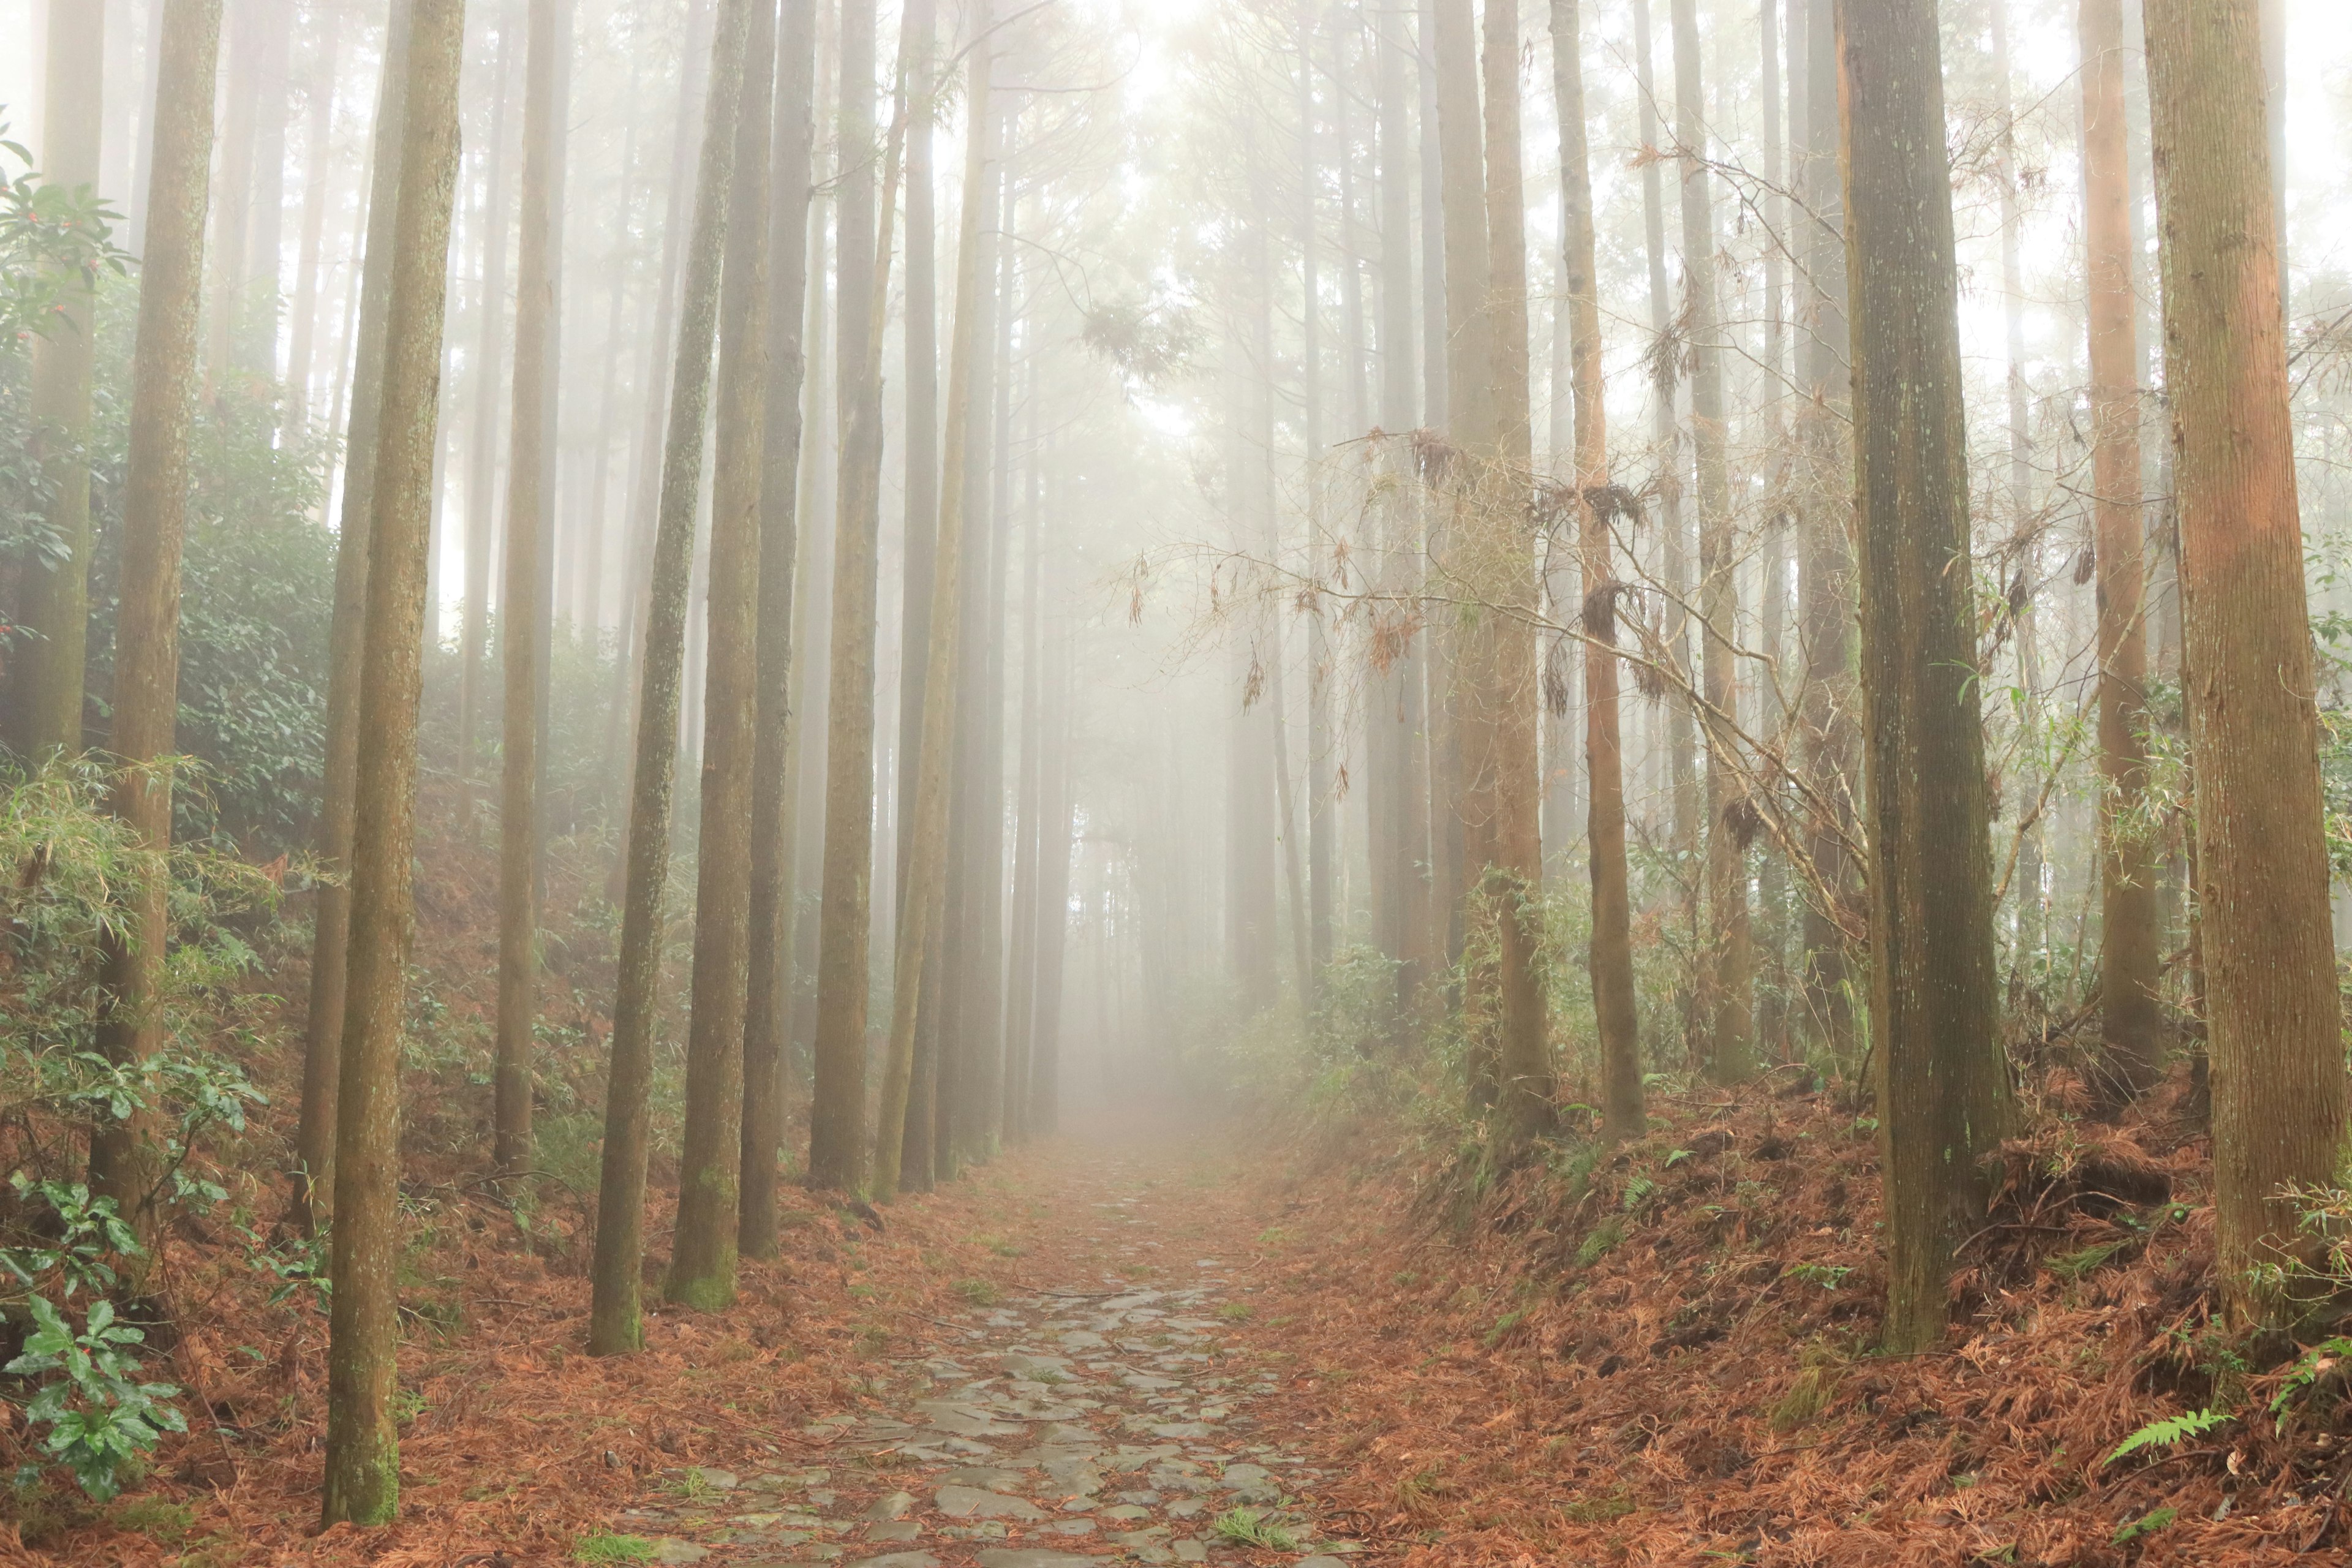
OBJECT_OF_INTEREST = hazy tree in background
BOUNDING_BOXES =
[493,0,570,1180]
[1670,0,1751,1086]
[589,0,755,1354]
[85,0,222,1254]
[2143,0,2346,1324]
[669,0,776,1310]
[741,0,818,1262]
[1795,0,1853,1060]
[807,0,886,1193]
[1550,0,1640,1144]
[13,0,105,760]
[457,12,515,824]
[875,0,989,1204]
[1838,0,2008,1354]
[296,0,412,1229]
[2079,0,2160,1104]
[321,0,466,1523]
[1474,0,1554,1145]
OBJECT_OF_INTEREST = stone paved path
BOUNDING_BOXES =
[604,1144,1360,1568]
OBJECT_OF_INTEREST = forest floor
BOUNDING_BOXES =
[15,1076,2348,1568]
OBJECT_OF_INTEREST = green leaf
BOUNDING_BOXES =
[2104,1408,2230,1467]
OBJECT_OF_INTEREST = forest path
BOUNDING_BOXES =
[600,1115,1369,1568]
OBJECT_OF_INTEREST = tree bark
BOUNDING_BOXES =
[2143,0,2343,1323]
[319,0,464,1523]
[805,0,884,1193]
[2081,0,2161,1104]
[669,0,775,1306]
[1837,0,2008,1354]
[741,0,818,1262]
[1475,0,1555,1144]
[459,13,518,827]
[588,0,753,1353]
[295,0,410,1229]
[875,8,989,1202]
[1551,0,1640,1142]
[492,0,567,1182]
[86,0,219,1253]
[1797,0,1854,1061]
[1669,0,1749,1085]
[13,0,105,761]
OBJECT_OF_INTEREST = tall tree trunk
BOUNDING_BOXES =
[203,0,256,391]
[318,0,464,1523]
[1670,0,1751,1085]
[295,0,410,1228]
[2143,0,2343,1324]
[1370,0,1424,1033]
[1429,0,1487,1039]
[1028,611,1073,1137]
[492,0,567,1182]
[742,0,818,1262]
[86,0,219,1253]
[459,13,518,826]
[1633,0,1695,983]
[587,0,753,1354]
[875,7,989,1202]
[1797,0,1853,1060]
[669,0,775,1306]
[805,0,884,1193]
[1838,0,2008,1355]
[1552,0,1640,1142]
[891,0,942,1189]
[1475,0,1555,1144]
[2081,0,2161,1104]
[1296,0,1333,998]
[284,6,342,434]
[1988,0,2042,981]
[13,0,105,760]
[1001,413,1041,1145]
[606,0,715,850]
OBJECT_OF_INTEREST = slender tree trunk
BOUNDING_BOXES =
[1429,0,1487,1039]
[203,0,255,392]
[1296,1,1333,998]
[606,0,715,850]
[284,7,342,434]
[742,0,818,1262]
[1797,0,1853,1060]
[318,0,464,1524]
[805,0,884,1193]
[1476,0,1555,1144]
[1028,612,1073,1136]
[1633,0,1695,975]
[1552,0,1640,1142]
[1370,1,1422,1033]
[2143,0,2344,1324]
[892,0,942,1189]
[1670,0,1750,1086]
[1837,0,2008,1355]
[875,9,989,1202]
[86,0,219,1253]
[459,15,518,824]
[13,0,105,760]
[588,0,753,1354]
[295,0,410,1228]
[669,0,775,1306]
[1001,418,1041,1145]
[2081,0,2162,1104]
[492,0,566,1182]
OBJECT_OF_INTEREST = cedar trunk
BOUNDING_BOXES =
[1837,0,2010,1354]
[87,0,221,1251]
[319,0,465,1523]
[295,0,411,1227]
[2081,0,2162,1102]
[2143,0,2345,1321]
[741,0,818,1262]
[588,0,753,1354]
[1551,0,1642,1142]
